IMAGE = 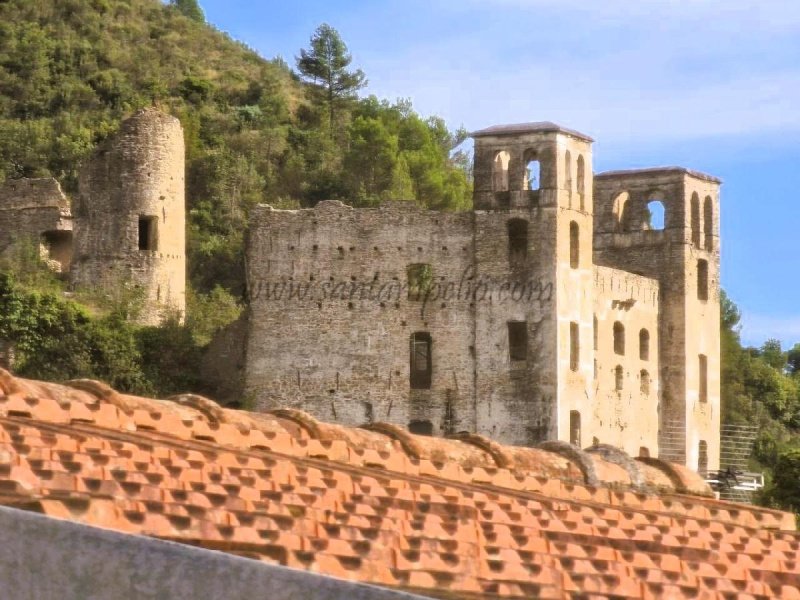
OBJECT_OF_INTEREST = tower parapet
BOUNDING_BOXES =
[71,108,186,325]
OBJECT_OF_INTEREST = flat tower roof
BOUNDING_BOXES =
[596,166,721,184]
[471,121,594,143]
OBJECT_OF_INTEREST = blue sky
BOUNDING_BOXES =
[199,0,800,348]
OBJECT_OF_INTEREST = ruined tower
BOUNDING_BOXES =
[471,123,595,446]
[71,108,186,325]
[593,168,721,472]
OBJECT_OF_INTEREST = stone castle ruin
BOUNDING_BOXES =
[246,122,721,472]
[0,112,720,473]
[0,109,186,326]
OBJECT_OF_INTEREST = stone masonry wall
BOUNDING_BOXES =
[71,108,186,325]
[245,200,476,434]
[0,178,72,271]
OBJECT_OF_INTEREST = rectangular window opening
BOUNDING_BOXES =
[569,322,579,372]
[138,216,158,251]
[508,321,528,362]
[699,354,708,403]
[410,332,432,389]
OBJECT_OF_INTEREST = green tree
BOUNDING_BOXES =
[171,0,205,23]
[296,24,366,134]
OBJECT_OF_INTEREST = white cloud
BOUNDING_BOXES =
[740,312,800,348]
[356,0,800,143]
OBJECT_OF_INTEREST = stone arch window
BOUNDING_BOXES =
[704,195,713,251]
[646,199,666,230]
[409,420,433,436]
[410,332,432,389]
[508,321,528,362]
[615,365,624,391]
[691,192,701,246]
[569,322,579,372]
[640,369,650,395]
[576,155,586,210]
[564,150,572,192]
[492,151,510,192]
[612,192,629,232]
[698,440,708,475]
[697,259,709,302]
[613,322,625,355]
[507,219,528,267]
[699,354,708,403]
[569,221,580,269]
[569,410,581,447]
[523,149,540,191]
[639,328,650,361]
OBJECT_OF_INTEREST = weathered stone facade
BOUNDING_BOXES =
[0,109,187,326]
[0,178,73,272]
[244,122,722,471]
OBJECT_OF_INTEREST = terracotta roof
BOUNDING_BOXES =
[0,369,797,599]
[470,122,594,143]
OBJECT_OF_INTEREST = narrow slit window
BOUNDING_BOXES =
[697,259,709,301]
[564,150,572,192]
[508,219,528,267]
[639,329,650,361]
[569,221,580,269]
[615,365,624,391]
[691,192,701,246]
[698,440,708,475]
[613,322,625,355]
[569,410,581,447]
[640,370,650,395]
[576,155,585,209]
[593,315,598,351]
[508,321,528,362]
[410,332,432,389]
[569,322,579,372]
[699,354,708,403]
[704,196,713,251]
[138,216,158,251]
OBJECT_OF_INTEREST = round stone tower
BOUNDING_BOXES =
[71,108,186,325]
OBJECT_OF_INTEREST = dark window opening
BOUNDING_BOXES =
[409,420,433,436]
[593,315,598,351]
[615,365,624,391]
[639,447,651,458]
[704,196,714,251]
[410,332,432,389]
[569,322,579,372]
[576,155,586,210]
[699,354,708,403]
[697,259,709,301]
[691,192,701,246]
[569,221,580,269]
[640,369,650,395]
[41,230,73,273]
[639,329,650,361]
[138,216,158,251]
[508,321,528,362]
[646,200,665,230]
[613,322,625,355]
[569,410,581,447]
[407,263,432,300]
[698,440,708,475]
[508,219,528,267]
